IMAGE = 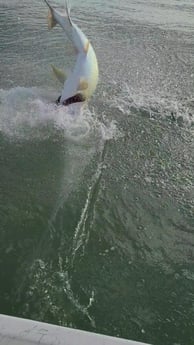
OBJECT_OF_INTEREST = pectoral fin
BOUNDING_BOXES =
[51,64,66,84]
[77,78,89,91]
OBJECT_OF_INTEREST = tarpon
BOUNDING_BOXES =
[43,0,99,106]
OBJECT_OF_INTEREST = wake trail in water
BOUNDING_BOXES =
[71,142,108,264]
[45,122,116,327]
[49,143,109,328]
[57,258,96,328]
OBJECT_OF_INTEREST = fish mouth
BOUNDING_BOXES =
[56,93,86,106]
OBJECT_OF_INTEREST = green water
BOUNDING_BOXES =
[0,1,194,344]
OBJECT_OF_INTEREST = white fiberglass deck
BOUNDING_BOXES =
[0,314,150,345]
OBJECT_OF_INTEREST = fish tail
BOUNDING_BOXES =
[65,0,72,26]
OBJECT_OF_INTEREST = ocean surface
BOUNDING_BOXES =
[0,1,194,344]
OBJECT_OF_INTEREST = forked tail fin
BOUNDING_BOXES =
[43,0,73,41]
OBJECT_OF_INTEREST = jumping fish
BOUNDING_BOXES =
[43,0,99,106]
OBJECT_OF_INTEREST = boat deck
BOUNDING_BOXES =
[0,314,150,345]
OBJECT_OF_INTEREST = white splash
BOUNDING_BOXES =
[108,82,194,128]
[0,86,121,141]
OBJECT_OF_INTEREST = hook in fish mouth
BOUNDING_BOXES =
[56,93,86,106]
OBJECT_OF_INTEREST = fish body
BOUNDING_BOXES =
[43,0,99,105]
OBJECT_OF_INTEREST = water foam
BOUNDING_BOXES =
[0,87,56,139]
[108,82,194,128]
[0,86,121,141]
